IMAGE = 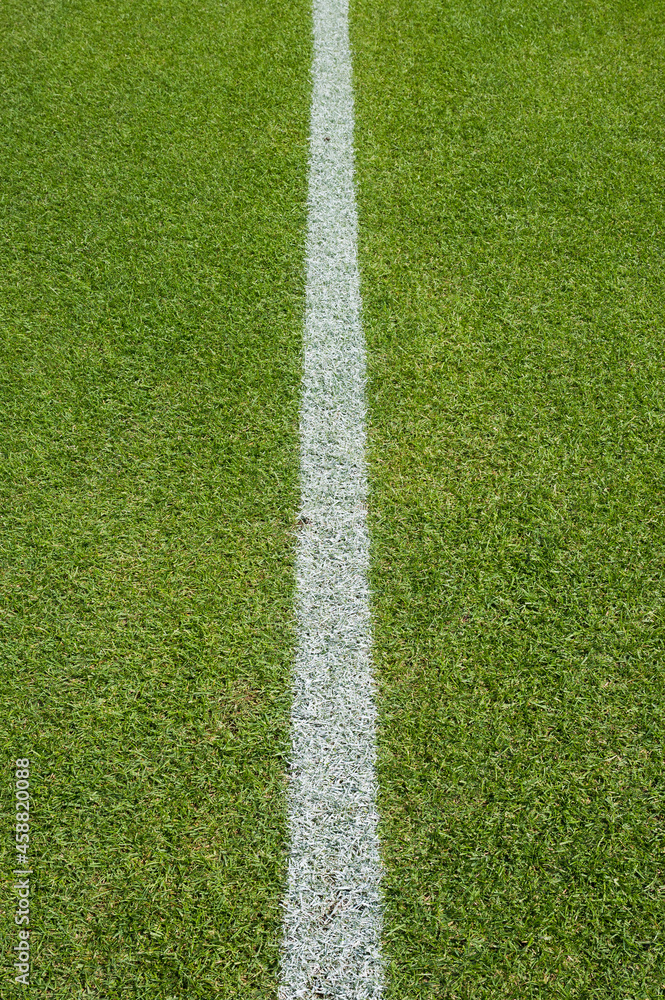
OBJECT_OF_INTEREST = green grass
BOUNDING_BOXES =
[0,0,310,995]
[353,0,665,996]
[4,0,665,996]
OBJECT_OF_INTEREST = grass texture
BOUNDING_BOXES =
[0,0,310,995]
[353,0,665,996]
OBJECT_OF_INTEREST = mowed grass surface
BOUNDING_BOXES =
[0,0,309,995]
[353,0,665,996]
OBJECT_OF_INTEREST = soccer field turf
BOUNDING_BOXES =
[2,0,664,997]
[353,0,665,995]
[0,0,310,995]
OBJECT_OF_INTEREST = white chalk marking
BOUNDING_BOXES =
[278,0,384,997]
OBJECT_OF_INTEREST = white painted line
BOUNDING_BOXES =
[278,0,384,997]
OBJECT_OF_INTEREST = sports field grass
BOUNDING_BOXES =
[0,0,309,995]
[353,0,665,996]
[2,0,665,997]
